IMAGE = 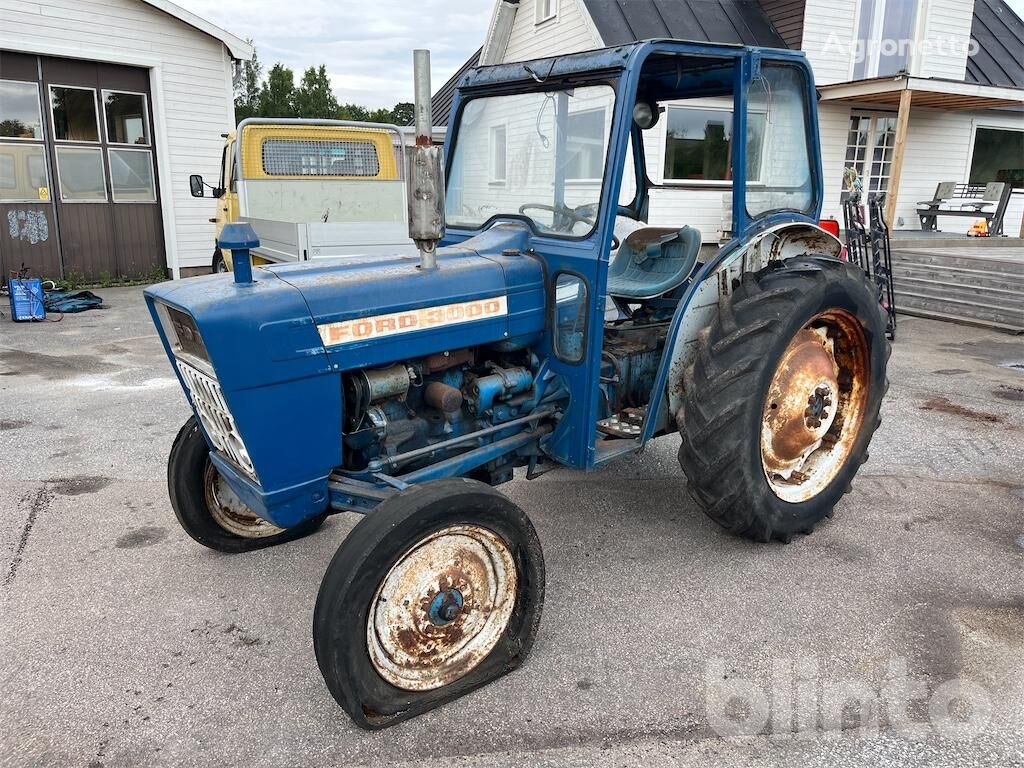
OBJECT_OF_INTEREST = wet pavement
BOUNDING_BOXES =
[1,286,1022,767]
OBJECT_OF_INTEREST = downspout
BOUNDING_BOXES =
[480,0,520,65]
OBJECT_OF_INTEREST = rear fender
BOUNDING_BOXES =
[662,222,843,420]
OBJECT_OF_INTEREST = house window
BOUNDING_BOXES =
[565,108,605,181]
[55,146,106,201]
[108,147,156,202]
[0,143,49,202]
[969,127,1024,190]
[536,0,558,24]
[489,124,507,183]
[50,86,100,142]
[843,113,896,195]
[103,91,150,145]
[663,106,766,184]
[853,0,919,79]
[0,80,44,140]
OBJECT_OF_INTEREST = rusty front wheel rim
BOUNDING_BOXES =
[203,461,284,538]
[367,524,517,692]
[760,309,870,503]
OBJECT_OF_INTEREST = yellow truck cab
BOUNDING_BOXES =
[190,120,412,272]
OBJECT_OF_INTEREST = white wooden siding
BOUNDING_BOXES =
[915,0,974,80]
[801,0,858,85]
[817,101,853,224]
[2,0,237,274]
[501,0,601,63]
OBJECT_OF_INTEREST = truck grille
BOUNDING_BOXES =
[176,361,258,481]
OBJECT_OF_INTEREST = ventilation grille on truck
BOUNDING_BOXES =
[176,361,258,481]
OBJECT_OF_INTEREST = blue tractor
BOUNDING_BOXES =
[146,42,888,728]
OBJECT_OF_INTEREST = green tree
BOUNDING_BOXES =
[258,63,297,118]
[390,102,414,126]
[294,65,339,119]
[233,40,262,123]
[336,103,370,121]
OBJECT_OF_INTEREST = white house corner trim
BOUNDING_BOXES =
[149,65,181,280]
[576,0,604,48]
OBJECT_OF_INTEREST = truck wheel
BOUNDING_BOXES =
[677,256,889,543]
[212,250,228,273]
[167,417,325,553]
[313,478,544,729]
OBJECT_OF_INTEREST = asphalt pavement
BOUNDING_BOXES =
[1,285,1022,767]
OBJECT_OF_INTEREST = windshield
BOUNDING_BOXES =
[445,84,616,236]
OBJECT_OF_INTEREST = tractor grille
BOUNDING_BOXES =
[176,361,258,481]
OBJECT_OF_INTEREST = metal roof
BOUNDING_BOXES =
[429,47,482,126]
[967,0,1024,89]
[579,0,786,48]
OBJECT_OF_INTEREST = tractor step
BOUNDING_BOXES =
[596,408,646,438]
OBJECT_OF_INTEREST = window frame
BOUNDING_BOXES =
[54,145,108,203]
[966,123,1024,190]
[851,0,920,80]
[101,89,151,147]
[550,270,589,364]
[107,146,157,204]
[843,111,898,196]
[535,0,558,25]
[0,79,45,142]
[661,104,767,187]
[564,106,607,184]
[48,84,102,144]
[0,142,51,203]
[488,122,507,185]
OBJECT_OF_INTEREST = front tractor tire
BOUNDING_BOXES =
[313,478,545,730]
[677,256,889,543]
[167,417,325,553]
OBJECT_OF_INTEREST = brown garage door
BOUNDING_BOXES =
[0,51,61,278]
[0,51,165,281]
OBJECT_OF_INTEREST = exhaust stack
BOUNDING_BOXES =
[408,49,445,270]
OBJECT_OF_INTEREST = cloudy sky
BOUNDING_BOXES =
[173,0,1024,109]
[173,0,491,109]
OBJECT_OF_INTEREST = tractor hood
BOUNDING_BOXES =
[146,222,547,385]
[270,223,546,371]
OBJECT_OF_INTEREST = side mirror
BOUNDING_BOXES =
[189,174,205,198]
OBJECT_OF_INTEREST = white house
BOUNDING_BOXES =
[433,0,1024,241]
[0,0,250,280]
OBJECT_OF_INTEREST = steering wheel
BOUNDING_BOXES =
[517,203,620,250]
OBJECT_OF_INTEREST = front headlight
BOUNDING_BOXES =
[155,302,212,373]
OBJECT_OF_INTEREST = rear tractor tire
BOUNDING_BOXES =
[168,417,325,553]
[313,478,545,729]
[677,256,889,543]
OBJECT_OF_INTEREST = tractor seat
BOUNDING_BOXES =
[606,225,701,300]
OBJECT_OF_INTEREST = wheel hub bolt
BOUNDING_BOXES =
[428,588,465,626]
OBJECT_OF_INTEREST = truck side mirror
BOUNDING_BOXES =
[189,174,205,198]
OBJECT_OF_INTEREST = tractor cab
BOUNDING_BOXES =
[441,41,823,468]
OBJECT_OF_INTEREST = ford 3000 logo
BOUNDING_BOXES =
[318,296,508,347]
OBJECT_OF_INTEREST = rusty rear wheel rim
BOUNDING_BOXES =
[203,461,284,538]
[760,309,870,503]
[367,524,517,692]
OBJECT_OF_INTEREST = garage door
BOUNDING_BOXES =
[0,51,166,281]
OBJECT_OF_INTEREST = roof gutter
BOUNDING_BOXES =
[480,0,520,65]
